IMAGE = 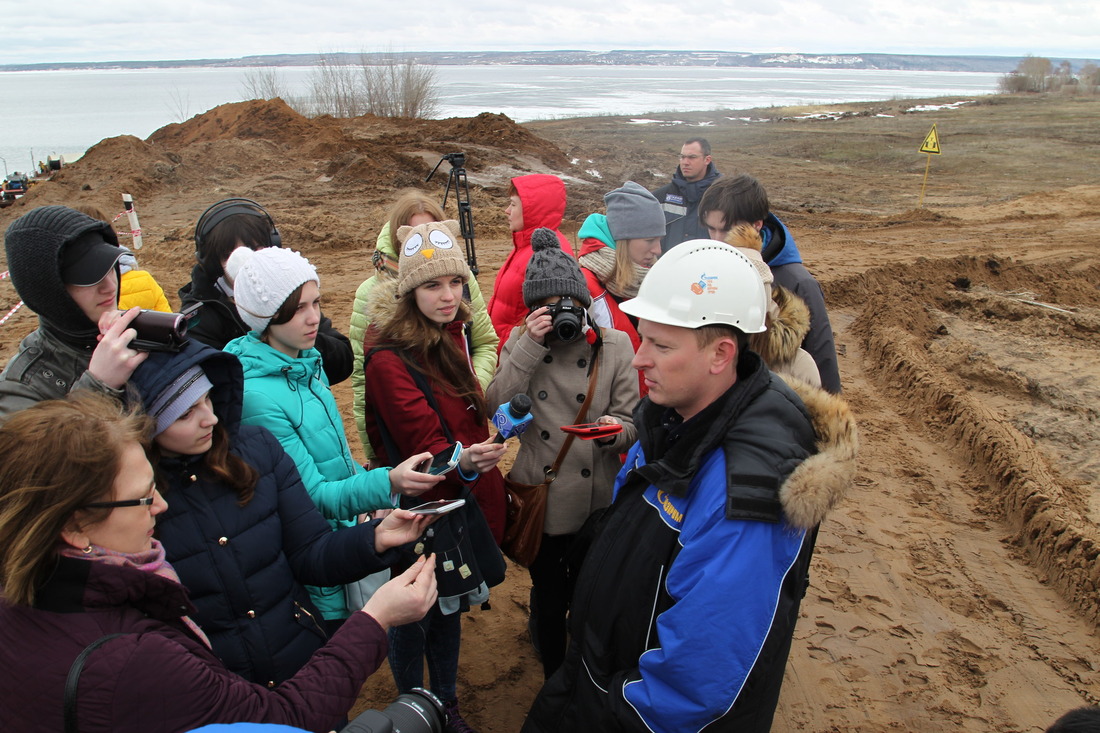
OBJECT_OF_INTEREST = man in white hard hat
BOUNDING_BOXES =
[523,240,857,733]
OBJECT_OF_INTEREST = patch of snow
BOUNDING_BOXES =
[906,101,974,113]
[586,169,602,179]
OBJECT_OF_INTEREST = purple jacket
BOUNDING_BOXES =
[0,555,387,733]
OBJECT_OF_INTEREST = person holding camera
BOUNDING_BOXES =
[223,247,444,636]
[486,227,638,679]
[361,220,508,733]
[0,205,148,424]
[0,393,438,732]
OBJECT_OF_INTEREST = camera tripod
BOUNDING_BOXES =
[426,153,478,275]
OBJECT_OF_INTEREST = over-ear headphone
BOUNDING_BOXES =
[193,198,281,270]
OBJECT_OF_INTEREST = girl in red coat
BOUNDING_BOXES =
[361,220,508,733]
[486,174,574,345]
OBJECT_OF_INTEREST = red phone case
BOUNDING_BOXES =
[560,422,623,440]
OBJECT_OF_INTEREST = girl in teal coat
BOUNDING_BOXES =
[224,247,443,628]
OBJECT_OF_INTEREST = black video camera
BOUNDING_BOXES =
[130,302,201,353]
[545,296,585,343]
[339,688,445,733]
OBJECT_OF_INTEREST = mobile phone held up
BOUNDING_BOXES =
[408,498,467,515]
[560,422,623,440]
[418,441,462,475]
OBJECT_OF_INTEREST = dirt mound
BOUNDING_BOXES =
[843,254,1100,627]
[149,98,325,148]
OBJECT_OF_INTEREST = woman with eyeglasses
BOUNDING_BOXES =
[0,393,437,732]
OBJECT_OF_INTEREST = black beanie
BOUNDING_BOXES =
[523,228,591,309]
[4,205,121,340]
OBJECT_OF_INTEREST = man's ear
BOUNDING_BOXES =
[752,220,765,232]
[708,336,739,374]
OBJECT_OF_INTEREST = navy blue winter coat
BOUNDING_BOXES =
[130,341,401,686]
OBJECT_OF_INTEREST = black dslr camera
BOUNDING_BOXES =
[545,296,585,343]
[130,302,201,353]
[340,688,445,732]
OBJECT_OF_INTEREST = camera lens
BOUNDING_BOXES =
[132,310,185,344]
[340,688,445,732]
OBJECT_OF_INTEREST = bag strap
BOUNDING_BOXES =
[545,345,602,484]
[64,633,131,733]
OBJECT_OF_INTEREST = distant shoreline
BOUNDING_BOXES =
[3,49,1097,74]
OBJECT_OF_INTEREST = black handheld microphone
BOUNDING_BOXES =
[491,394,533,443]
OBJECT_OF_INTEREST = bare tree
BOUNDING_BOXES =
[1019,55,1053,91]
[306,54,366,117]
[165,86,192,122]
[241,68,287,100]
[360,51,440,119]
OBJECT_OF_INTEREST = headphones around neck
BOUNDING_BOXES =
[193,198,281,269]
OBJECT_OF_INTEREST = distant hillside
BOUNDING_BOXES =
[3,49,1097,73]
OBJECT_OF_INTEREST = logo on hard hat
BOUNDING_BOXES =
[690,273,718,295]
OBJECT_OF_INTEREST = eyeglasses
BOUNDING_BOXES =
[84,496,156,509]
[678,154,705,161]
[84,495,156,509]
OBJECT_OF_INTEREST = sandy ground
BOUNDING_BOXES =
[1,92,1098,732]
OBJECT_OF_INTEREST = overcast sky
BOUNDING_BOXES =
[3,1,1096,65]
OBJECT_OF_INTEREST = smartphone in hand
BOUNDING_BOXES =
[560,422,623,440]
[408,498,466,515]
[417,442,462,475]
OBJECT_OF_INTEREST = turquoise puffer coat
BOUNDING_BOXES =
[224,332,395,619]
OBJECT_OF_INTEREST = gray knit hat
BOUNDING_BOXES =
[523,228,591,308]
[147,365,214,437]
[604,181,666,241]
[233,247,319,332]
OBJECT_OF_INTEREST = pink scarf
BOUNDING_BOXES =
[59,539,212,649]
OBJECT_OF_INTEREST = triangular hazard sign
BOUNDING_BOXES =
[920,124,941,154]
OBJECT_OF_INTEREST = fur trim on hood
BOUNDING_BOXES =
[777,376,858,529]
[364,276,403,332]
[751,284,811,368]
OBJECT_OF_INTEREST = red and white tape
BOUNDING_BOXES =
[0,301,24,327]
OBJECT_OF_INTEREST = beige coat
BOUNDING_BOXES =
[488,325,639,536]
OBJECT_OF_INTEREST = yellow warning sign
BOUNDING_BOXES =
[920,124,941,155]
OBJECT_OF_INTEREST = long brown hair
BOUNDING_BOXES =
[368,291,486,420]
[0,394,153,606]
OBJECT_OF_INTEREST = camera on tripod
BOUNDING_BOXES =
[427,152,478,276]
[339,688,445,733]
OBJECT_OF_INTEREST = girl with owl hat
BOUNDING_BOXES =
[361,220,508,733]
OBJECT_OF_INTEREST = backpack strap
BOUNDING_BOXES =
[65,633,131,733]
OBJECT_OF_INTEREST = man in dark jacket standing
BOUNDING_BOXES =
[179,198,353,385]
[700,174,843,394]
[522,240,856,733]
[651,137,721,252]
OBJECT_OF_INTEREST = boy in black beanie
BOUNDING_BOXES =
[0,205,148,423]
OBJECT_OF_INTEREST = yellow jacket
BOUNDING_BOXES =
[119,269,172,312]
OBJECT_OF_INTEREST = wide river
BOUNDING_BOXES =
[0,64,1000,175]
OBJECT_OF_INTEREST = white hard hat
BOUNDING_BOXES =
[620,239,767,333]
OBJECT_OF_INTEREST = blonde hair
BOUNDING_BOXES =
[388,191,445,247]
[0,394,152,606]
[609,240,640,295]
